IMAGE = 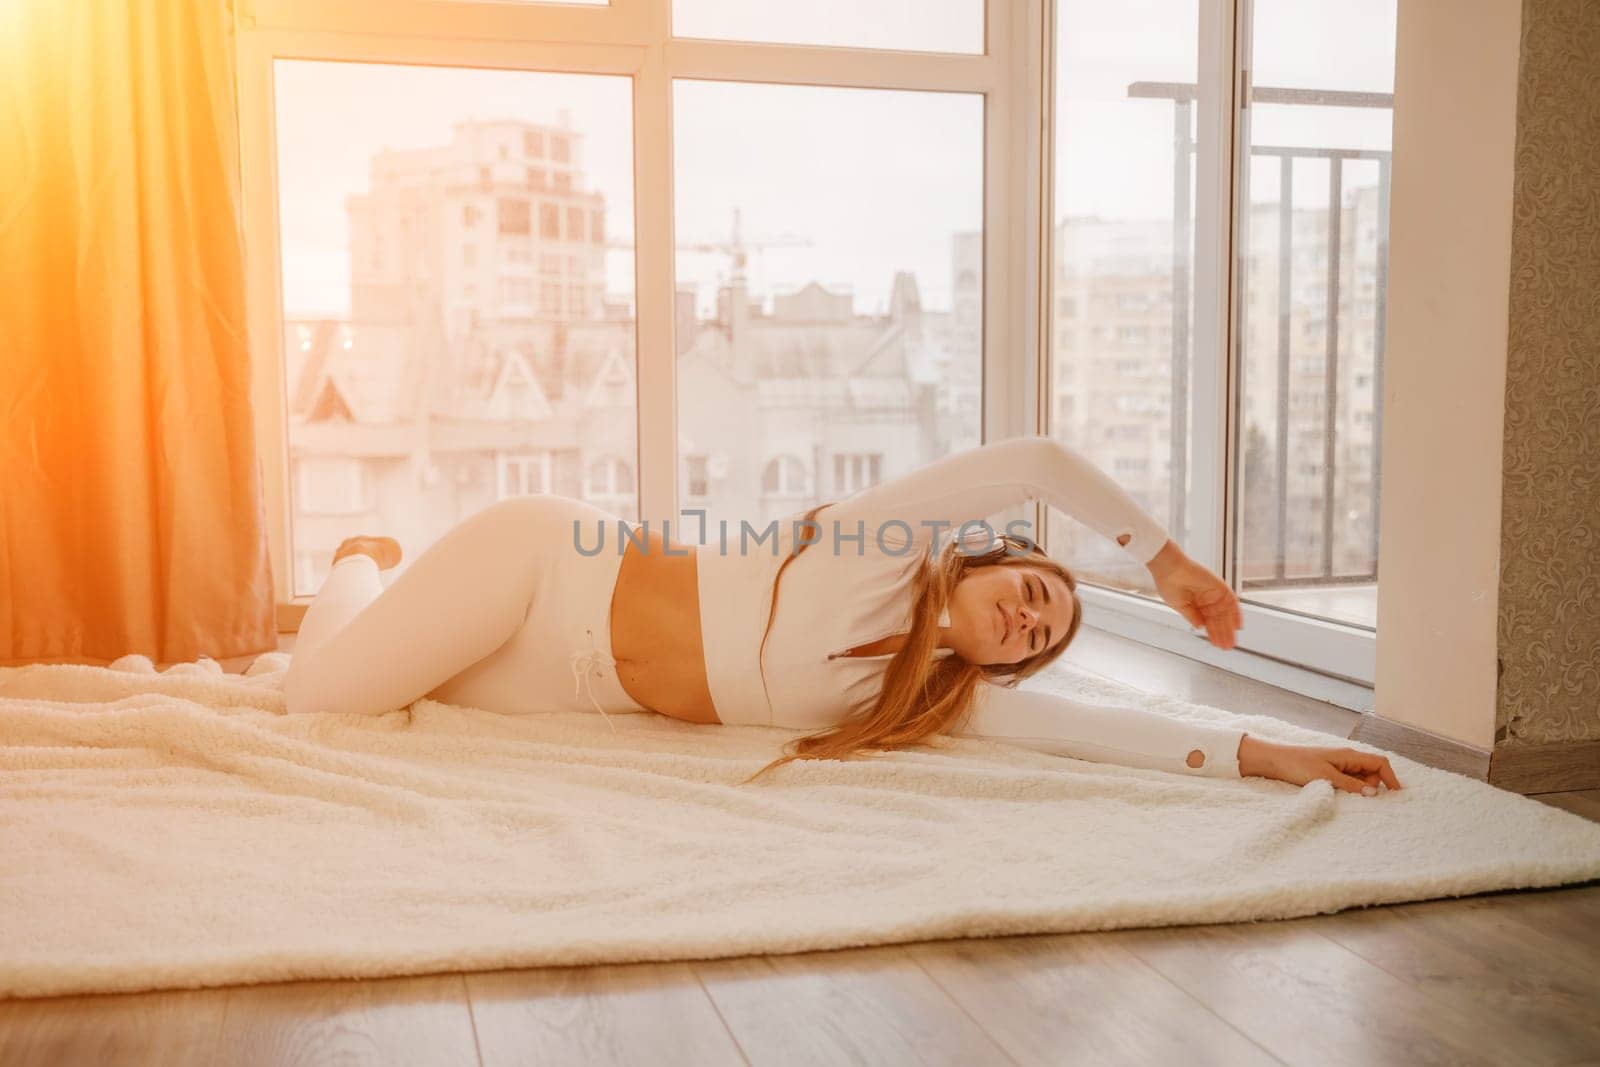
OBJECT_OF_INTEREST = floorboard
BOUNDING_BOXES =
[691,944,1008,1066]
[905,932,1281,1066]
[1105,920,1549,1067]
[1534,789,1600,823]
[465,962,745,1066]
[1313,893,1600,1065]
[209,974,479,1067]
[0,988,229,1067]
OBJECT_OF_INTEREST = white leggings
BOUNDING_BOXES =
[283,495,649,725]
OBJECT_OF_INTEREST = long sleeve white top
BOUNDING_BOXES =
[694,436,1246,778]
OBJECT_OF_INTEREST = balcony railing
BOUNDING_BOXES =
[1127,81,1391,607]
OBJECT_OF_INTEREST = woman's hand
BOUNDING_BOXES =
[1146,540,1243,650]
[1238,734,1403,795]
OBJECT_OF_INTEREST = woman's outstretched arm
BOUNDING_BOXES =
[816,435,1245,650]
[818,435,1171,563]
[956,679,1247,778]
[956,680,1405,794]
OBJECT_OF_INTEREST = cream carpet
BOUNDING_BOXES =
[2,652,1598,1000]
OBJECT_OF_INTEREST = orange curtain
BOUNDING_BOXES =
[0,1,277,666]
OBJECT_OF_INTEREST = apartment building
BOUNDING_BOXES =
[284,120,971,595]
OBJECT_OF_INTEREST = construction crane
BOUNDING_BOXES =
[674,207,813,290]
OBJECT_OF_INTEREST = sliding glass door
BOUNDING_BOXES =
[1235,0,1396,636]
[1047,0,1397,688]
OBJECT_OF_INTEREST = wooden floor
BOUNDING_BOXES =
[4,629,1596,1066]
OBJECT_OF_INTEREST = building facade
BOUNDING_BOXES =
[285,120,978,595]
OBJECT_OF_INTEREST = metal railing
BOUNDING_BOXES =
[1126,81,1391,591]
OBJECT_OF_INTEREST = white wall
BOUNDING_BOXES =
[1375,0,1524,749]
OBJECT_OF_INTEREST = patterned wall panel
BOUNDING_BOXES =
[1496,0,1600,745]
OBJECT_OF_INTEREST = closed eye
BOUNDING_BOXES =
[1027,577,1039,652]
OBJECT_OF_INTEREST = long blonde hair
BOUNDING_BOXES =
[741,501,1084,784]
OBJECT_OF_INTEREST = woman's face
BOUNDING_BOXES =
[944,563,1076,666]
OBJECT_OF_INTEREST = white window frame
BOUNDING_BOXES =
[239,0,1043,620]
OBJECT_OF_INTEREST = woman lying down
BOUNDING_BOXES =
[285,436,1401,796]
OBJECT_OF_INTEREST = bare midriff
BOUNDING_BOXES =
[609,527,909,725]
[608,527,723,724]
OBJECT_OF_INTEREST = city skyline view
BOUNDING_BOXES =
[276,0,1395,322]
[277,107,1387,626]
[275,62,984,320]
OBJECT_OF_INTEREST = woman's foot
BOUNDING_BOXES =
[333,535,403,571]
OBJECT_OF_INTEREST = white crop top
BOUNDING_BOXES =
[694,436,1246,778]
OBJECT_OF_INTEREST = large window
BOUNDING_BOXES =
[247,4,1003,613]
[271,60,635,596]
[248,0,1395,691]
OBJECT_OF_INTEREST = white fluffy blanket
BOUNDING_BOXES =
[2,653,1597,1000]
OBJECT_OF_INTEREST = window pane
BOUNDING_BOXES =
[1235,0,1395,630]
[673,0,983,54]
[275,61,636,598]
[1048,0,1199,595]
[673,81,983,536]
